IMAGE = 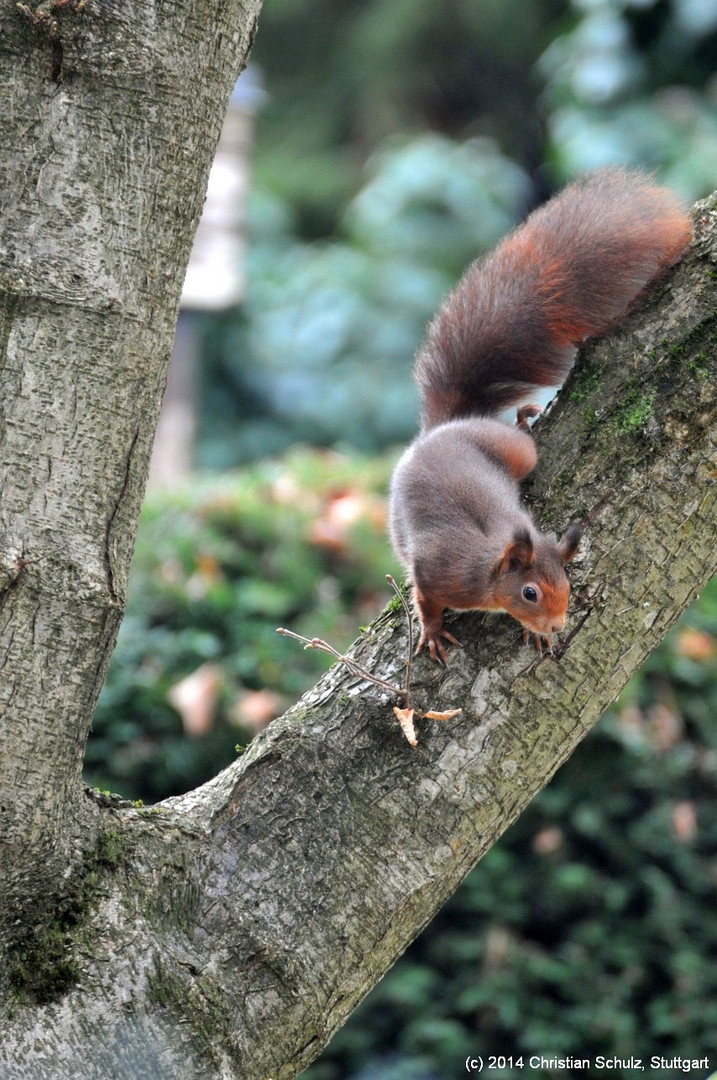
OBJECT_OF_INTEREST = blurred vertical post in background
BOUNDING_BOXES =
[150,69,265,485]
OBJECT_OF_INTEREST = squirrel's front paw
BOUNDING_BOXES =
[417,625,462,664]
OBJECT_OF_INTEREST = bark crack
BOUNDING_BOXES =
[103,427,139,605]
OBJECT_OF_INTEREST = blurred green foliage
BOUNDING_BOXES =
[86,450,399,801]
[540,0,717,193]
[249,0,568,237]
[249,0,717,240]
[304,581,717,1080]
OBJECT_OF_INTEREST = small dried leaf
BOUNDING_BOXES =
[423,708,462,722]
[393,706,417,747]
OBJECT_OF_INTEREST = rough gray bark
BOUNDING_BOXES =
[0,0,260,1069]
[0,3,715,1076]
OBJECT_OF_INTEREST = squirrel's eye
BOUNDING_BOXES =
[523,586,538,603]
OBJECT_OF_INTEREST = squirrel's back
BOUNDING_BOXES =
[416,168,691,430]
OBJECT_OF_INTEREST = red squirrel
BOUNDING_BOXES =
[389,168,691,663]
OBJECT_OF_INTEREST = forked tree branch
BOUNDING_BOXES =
[4,194,713,1080]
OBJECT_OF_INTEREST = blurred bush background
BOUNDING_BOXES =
[86,0,717,1076]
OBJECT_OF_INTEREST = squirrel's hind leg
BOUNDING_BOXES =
[468,418,539,482]
[516,403,544,432]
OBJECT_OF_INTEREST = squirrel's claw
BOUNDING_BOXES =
[522,628,554,654]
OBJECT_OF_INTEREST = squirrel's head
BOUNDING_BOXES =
[491,524,581,636]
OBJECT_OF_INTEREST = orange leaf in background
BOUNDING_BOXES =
[675,626,715,662]
[647,702,683,753]
[671,800,697,842]
[185,552,225,601]
[307,489,387,556]
[232,689,284,734]
[195,552,222,581]
[532,826,564,856]
[271,472,315,509]
[167,663,222,737]
[306,490,360,555]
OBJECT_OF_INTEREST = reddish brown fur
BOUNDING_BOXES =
[390,169,691,662]
[473,423,538,481]
[542,581,571,620]
[416,168,691,429]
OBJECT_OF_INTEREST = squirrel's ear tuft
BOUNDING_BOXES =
[494,529,535,577]
[557,522,582,564]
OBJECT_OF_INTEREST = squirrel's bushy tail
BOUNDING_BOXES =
[416,168,692,430]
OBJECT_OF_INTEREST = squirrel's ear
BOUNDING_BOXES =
[494,528,534,577]
[557,522,582,564]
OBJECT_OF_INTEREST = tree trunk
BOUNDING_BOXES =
[0,3,715,1074]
